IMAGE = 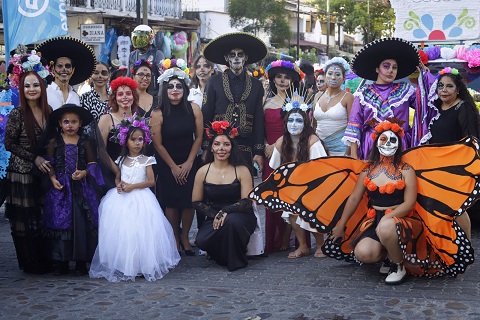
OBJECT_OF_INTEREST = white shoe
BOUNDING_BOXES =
[384,262,407,285]
[198,249,206,256]
[379,259,391,275]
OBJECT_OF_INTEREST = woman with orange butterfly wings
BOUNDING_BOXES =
[250,119,479,284]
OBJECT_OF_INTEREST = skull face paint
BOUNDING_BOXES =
[287,113,304,136]
[377,130,399,157]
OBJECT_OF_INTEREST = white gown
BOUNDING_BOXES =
[89,155,180,282]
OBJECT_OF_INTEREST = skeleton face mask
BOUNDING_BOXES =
[225,49,247,73]
[377,130,399,157]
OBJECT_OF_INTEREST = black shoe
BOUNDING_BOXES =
[53,261,69,276]
[180,243,196,256]
[74,261,88,276]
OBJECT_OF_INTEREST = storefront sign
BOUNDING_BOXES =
[80,24,105,43]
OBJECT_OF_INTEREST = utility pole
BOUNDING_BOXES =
[326,0,330,58]
[142,0,148,25]
[296,0,300,60]
[136,0,141,25]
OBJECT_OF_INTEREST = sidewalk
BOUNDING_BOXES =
[0,203,479,319]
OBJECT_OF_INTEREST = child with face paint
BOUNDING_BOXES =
[331,120,417,284]
[89,122,180,282]
[269,107,328,259]
[344,38,421,160]
[42,104,105,276]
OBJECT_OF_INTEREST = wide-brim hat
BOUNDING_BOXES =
[265,60,303,83]
[203,32,268,65]
[351,37,420,81]
[36,37,97,85]
[49,104,94,127]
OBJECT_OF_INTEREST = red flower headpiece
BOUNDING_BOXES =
[369,118,405,141]
[205,121,238,139]
[110,76,138,92]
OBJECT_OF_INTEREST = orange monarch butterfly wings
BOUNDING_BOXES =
[401,136,480,275]
[249,157,369,233]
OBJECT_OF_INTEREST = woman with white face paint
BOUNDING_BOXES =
[269,107,327,259]
[262,60,302,254]
[331,120,417,284]
[313,57,354,156]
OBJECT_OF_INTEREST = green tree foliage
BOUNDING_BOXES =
[311,0,395,44]
[229,0,291,47]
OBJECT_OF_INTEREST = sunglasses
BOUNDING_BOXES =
[56,63,73,69]
[94,70,109,77]
[136,72,152,79]
[167,83,183,90]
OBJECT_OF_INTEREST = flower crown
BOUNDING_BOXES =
[110,76,138,92]
[370,118,405,141]
[323,57,351,75]
[7,50,53,89]
[161,58,189,75]
[265,60,305,81]
[157,67,191,86]
[205,121,238,139]
[438,67,459,76]
[109,114,152,146]
[130,59,152,74]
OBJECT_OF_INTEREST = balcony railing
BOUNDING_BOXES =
[66,0,182,19]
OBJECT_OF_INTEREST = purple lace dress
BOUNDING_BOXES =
[43,136,104,263]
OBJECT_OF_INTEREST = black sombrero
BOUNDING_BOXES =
[36,37,97,85]
[49,104,94,127]
[203,32,268,65]
[351,37,420,81]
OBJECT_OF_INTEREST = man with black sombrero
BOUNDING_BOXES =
[202,32,268,258]
[202,32,268,176]
[342,37,421,160]
[36,37,96,110]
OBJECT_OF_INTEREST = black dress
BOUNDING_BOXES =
[157,104,197,208]
[195,164,256,271]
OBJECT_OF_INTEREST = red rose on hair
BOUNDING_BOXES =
[230,127,238,138]
[211,121,222,132]
[220,121,229,130]
[205,128,214,139]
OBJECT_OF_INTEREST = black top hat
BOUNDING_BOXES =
[50,104,94,127]
[350,37,420,81]
[36,37,97,85]
[203,32,268,65]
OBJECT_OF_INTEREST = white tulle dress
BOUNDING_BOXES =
[89,155,180,282]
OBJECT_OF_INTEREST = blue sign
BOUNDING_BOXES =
[3,0,68,60]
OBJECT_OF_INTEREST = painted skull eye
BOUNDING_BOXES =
[379,136,388,143]
[390,137,397,144]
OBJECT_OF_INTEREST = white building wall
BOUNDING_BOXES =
[183,0,227,12]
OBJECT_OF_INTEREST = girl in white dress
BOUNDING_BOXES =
[270,106,328,259]
[312,57,354,156]
[89,121,180,282]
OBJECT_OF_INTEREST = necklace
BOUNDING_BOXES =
[325,91,342,104]
[214,165,229,179]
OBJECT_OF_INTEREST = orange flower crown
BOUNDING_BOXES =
[369,118,405,141]
[205,121,238,139]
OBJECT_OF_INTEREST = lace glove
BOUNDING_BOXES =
[222,198,253,214]
[192,201,218,219]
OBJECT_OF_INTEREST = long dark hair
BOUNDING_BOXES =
[117,127,146,167]
[435,73,480,135]
[367,132,404,168]
[18,71,51,148]
[158,76,191,117]
[280,109,315,163]
[204,134,245,167]
[131,59,153,76]
[190,55,215,89]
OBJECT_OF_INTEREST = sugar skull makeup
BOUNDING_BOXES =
[377,130,399,157]
[287,113,304,136]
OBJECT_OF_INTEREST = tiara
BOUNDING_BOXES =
[369,118,405,140]
[205,121,238,139]
[109,114,152,146]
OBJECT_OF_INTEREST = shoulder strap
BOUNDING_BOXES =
[234,166,238,179]
[204,163,212,182]
[339,91,348,103]
[109,113,114,126]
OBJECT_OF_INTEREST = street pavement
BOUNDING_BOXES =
[1,202,480,320]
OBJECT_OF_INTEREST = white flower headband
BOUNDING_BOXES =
[157,66,191,86]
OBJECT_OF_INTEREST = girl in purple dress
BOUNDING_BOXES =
[43,105,104,276]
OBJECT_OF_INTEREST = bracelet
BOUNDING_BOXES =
[215,210,225,220]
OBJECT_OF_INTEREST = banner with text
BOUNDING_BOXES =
[2,0,68,58]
